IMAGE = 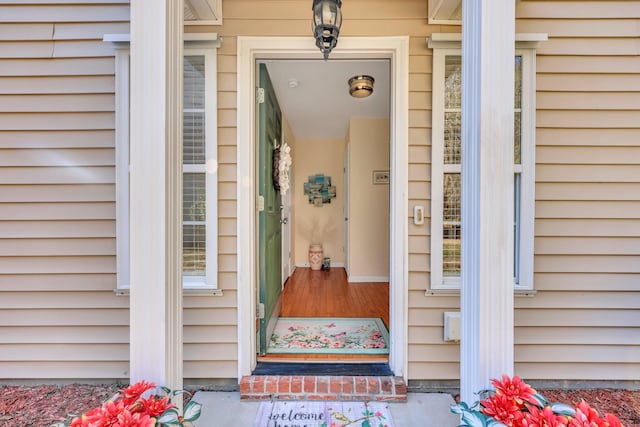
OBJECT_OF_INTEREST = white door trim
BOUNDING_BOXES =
[237,36,409,380]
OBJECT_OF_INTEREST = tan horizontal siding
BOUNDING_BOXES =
[0,94,115,112]
[0,361,129,379]
[1,5,129,23]
[0,274,116,292]
[2,325,127,344]
[536,237,640,255]
[534,273,640,291]
[0,58,114,76]
[0,203,114,220]
[517,1,640,18]
[0,0,128,381]
[517,18,640,37]
[537,56,640,74]
[516,363,637,381]
[0,184,114,202]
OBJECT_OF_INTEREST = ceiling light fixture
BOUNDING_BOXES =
[348,75,375,98]
[312,0,342,61]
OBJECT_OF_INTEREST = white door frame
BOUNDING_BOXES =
[237,36,409,379]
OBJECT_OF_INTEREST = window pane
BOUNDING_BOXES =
[184,56,205,109]
[184,111,206,164]
[445,56,462,109]
[514,173,521,284]
[443,173,461,276]
[183,224,206,275]
[183,173,206,222]
[444,112,461,164]
[514,56,522,109]
[514,111,521,164]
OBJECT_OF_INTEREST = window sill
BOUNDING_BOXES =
[425,288,537,297]
[114,288,223,297]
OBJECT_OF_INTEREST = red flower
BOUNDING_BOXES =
[139,395,175,417]
[492,374,538,406]
[120,381,156,406]
[568,401,607,427]
[603,413,623,427]
[521,404,568,427]
[481,393,524,427]
[113,410,155,427]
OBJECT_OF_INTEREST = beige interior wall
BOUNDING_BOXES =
[292,138,346,266]
[347,118,390,280]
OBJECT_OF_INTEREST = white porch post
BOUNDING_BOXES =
[460,0,515,403]
[129,0,184,390]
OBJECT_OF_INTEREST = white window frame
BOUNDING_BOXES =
[428,36,538,292]
[110,35,220,293]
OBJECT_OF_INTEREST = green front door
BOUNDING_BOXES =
[257,64,282,354]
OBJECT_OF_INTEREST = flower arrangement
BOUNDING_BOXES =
[451,375,624,427]
[52,381,202,427]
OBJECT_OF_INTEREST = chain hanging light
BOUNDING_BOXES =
[312,0,342,61]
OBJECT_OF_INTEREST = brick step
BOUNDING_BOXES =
[240,375,407,402]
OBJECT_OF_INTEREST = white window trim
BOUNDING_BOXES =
[427,34,546,292]
[108,34,220,294]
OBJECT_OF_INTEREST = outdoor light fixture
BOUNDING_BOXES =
[348,75,375,98]
[312,0,342,60]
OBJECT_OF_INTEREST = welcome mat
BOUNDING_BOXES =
[267,317,389,354]
[254,401,394,427]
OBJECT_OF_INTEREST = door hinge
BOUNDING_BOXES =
[257,195,265,212]
[257,303,265,319]
[256,87,265,104]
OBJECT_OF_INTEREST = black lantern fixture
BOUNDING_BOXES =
[312,0,342,60]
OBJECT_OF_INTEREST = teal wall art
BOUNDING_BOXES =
[303,174,336,207]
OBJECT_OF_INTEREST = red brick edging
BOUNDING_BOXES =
[240,375,407,402]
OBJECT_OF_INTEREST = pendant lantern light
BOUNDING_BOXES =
[312,0,342,61]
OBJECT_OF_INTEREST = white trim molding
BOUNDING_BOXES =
[129,0,183,391]
[460,0,515,403]
[427,32,546,294]
[237,36,409,380]
[106,33,221,293]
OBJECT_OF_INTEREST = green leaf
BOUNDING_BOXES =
[530,393,548,408]
[460,410,489,427]
[157,408,181,424]
[361,420,372,427]
[550,402,576,416]
[183,401,202,422]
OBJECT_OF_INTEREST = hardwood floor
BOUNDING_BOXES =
[259,267,390,362]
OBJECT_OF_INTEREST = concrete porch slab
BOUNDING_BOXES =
[192,391,460,426]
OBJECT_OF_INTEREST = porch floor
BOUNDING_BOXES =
[193,391,459,426]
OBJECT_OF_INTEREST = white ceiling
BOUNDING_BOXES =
[262,59,390,140]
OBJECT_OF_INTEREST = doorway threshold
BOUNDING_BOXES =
[240,372,407,401]
[253,362,393,376]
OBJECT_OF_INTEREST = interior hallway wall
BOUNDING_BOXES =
[293,138,346,267]
[346,118,390,281]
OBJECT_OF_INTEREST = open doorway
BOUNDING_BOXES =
[237,36,409,379]
[255,58,391,366]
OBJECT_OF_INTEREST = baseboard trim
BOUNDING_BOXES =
[348,275,389,283]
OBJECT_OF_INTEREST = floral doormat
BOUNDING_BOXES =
[254,400,394,427]
[267,317,389,354]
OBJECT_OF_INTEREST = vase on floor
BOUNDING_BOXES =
[308,243,323,270]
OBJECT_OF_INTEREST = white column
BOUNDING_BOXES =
[460,0,515,402]
[129,0,183,390]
